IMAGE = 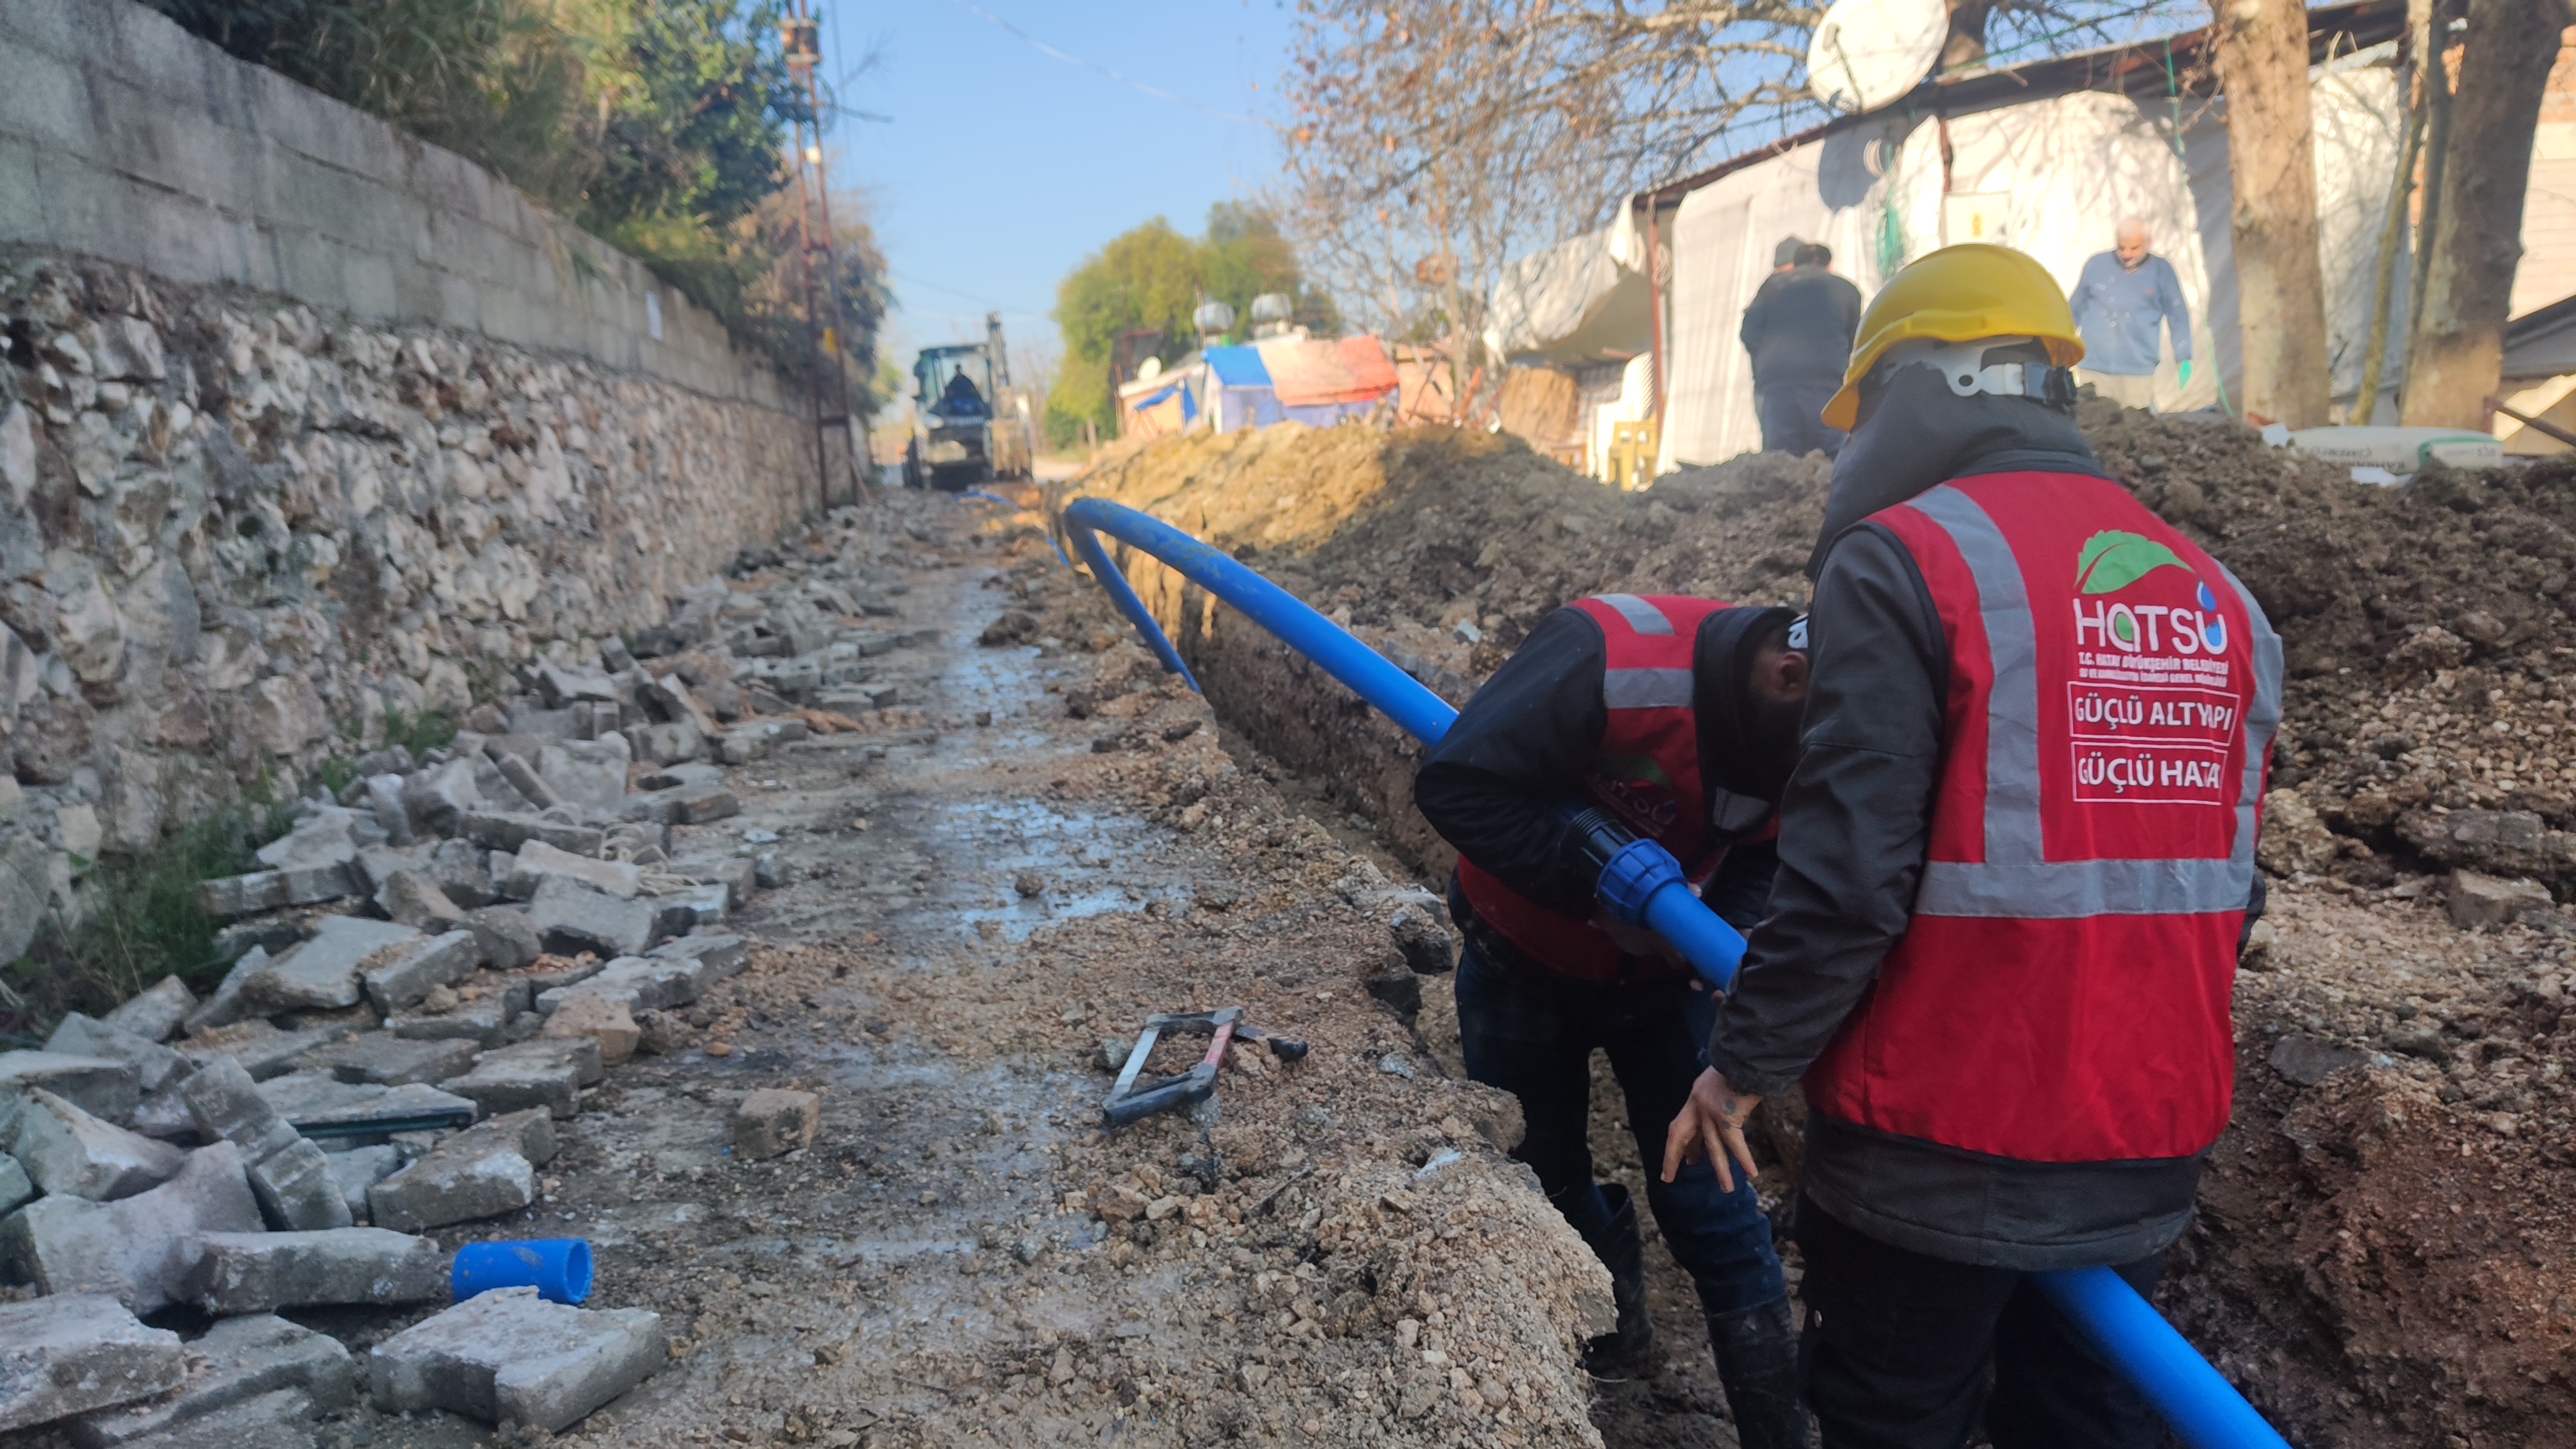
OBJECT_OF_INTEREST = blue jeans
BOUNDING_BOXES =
[1455,937,1786,1316]
[1755,381,1848,458]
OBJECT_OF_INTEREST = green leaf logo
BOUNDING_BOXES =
[1597,753,1673,789]
[2075,531,2192,595]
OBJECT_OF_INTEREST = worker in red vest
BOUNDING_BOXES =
[1415,596,1812,1448]
[1663,243,2282,1448]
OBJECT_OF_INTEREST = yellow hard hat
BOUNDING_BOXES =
[1823,243,2085,431]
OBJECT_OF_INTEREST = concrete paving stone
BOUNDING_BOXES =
[633,762,724,792]
[388,996,513,1049]
[256,1074,478,1136]
[626,719,704,766]
[536,954,702,1016]
[651,884,730,936]
[177,1058,300,1162]
[180,948,269,1035]
[69,1313,350,1447]
[533,740,629,813]
[641,672,720,735]
[361,773,414,848]
[368,1286,665,1431]
[11,1088,185,1200]
[731,1088,818,1160]
[197,865,356,919]
[65,1309,350,1443]
[99,977,195,1044]
[178,1021,352,1083]
[486,748,562,811]
[190,1227,446,1313]
[441,1038,596,1120]
[0,1051,140,1123]
[240,916,421,1014]
[0,1152,32,1213]
[323,1143,402,1222]
[402,757,484,835]
[458,811,606,857]
[246,1136,355,1231]
[306,1032,481,1087]
[252,809,364,874]
[0,1294,186,1433]
[533,661,619,709]
[430,838,499,908]
[347,844,428,896]
[366,1128,536,1231]
[115,1387,315,1449]
[0,1144,262,1313]
[360,929,480,1014]
[45,1014,189,1094]
[651,931,750,980]
[461,904,541,970]
[124,1087,198,1143]
[541,996,640,1067]
[525,957,607,993]
[502,839,642,901]
[375,869,465,931]
[477,1108,560,1166]
[526,877,657,958]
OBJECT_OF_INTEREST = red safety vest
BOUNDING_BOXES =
[1456,594,1775,984]
[1802,473,2282,1163]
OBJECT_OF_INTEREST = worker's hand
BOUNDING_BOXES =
[1662,1067,1763,1194]
[1592,913,1688,969]
[2178,360,2194,387]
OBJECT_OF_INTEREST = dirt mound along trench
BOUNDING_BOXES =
[1052,418,2576,1449]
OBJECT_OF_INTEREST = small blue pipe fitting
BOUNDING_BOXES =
[452,1239,594,1306]
[1059,494,2296,1449]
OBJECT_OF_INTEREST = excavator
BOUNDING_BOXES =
[901,312,1035,489]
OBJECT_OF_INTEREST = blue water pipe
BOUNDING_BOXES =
[452,1238,594,1305]
[1057,494,2294,1449]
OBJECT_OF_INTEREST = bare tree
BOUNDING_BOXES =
[2211,0,2333,428]
[2400,0,2568,428]
[1280,0,2196,357]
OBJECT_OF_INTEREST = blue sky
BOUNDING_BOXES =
[823,0,1301,376]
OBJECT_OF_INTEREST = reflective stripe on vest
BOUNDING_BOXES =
[1453,594,1753,984]
[1904,484,2284,918]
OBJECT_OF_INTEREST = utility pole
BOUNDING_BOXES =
[784,1,864,509]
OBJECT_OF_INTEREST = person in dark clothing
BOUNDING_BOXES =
[1415,594,1812,1449]
[1741,242,1864,458]
[1662,243,2281,1449]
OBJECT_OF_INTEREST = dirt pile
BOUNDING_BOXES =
[1052,415,2576,1448]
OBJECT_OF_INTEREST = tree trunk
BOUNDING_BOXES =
[2400,0,2565,428]
[2212,0,2334,428]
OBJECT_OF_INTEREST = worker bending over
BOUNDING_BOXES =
[1665,243,2279,1448]
[1414,595,1811,1449]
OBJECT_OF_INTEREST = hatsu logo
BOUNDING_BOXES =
[2068,530,2229,656]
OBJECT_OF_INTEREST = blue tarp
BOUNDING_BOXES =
[1203,345,1272,387]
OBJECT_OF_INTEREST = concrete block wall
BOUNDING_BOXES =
[0,0,792,410]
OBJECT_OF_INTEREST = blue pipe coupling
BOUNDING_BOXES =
[452,1238,594,1306]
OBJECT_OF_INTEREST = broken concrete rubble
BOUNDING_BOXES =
[177,1021,350,1082]
[543,995,641,1067]
[368,1285,665,1431]
[462,904,542,970]
[528,876,659,958]
[442,1037,600,1119]
[374,869,465,931]
[68,1313,353,1448]
[10,1089,184,1201]
[191,1227,447,1313]
[0,1143,263,1313]
[504,838,643,899]
[198,865,355,919]
[256,1074,477,1136]
[0,1294,186,1433]
[305,1031,480,1086]
[324,1144,402,1222]
[98,977,195,1045]
[366,1114,544,1231]
[358,928,479,1014]
[45,1013,189,1094]
[239,916,420,1014]
[732,1088,818,1160]
[0,1051,141,1122]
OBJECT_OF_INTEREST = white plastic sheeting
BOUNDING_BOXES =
[1484,205,1653,365]
[1643,48,2409,469]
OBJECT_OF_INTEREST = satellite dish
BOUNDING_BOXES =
[1807,0,1948,114]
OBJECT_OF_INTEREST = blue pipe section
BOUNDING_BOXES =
[1058,494,2294,1449]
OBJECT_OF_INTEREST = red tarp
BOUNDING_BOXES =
[1256,336,1399,408]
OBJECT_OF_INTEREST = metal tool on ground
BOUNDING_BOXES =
[1103,1007,1308,1127]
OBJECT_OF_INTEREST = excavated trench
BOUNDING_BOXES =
[1055,421,2576,1449]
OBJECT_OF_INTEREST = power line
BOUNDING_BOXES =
[940,0,1276,130]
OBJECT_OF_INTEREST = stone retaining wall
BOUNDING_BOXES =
[0,260,821,962]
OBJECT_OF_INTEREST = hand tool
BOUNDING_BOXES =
[1102,1007,1307,1127]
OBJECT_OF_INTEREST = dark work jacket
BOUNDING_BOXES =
[1740,265,1865,391]
[1706,362,2265,1270]
[1415,603,1798,944]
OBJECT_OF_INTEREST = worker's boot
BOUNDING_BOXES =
[1579,1184,1655,1375]
[1706,1296,1809,1449]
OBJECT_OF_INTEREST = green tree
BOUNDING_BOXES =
[1045,206,1340,447]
